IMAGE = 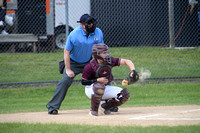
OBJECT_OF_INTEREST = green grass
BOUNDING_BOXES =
[0,123,199,133]
[110,47,200,78]
[0,51,64,83]
[0,47,200,83]
[0,82,199,114]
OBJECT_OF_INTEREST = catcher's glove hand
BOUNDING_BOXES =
[122,70,139,86]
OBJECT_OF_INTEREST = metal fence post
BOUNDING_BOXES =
[168,0,175,48]
[65,0,69,40]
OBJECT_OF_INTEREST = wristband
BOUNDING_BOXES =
[97,78,100,82]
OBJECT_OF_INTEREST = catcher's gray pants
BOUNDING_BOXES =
[46,60,88,113]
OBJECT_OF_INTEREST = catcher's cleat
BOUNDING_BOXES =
[48,109,58,115]
[109,107,118,112]
[89,111,98,116]
[100,104,111,115]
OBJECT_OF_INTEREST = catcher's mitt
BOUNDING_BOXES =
[122,70,139,86]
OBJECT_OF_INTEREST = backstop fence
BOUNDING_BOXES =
[0,0,199,85]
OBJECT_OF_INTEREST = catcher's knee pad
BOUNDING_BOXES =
[93,82,105,96]
[117,88,130,104]
[91,82,105,112]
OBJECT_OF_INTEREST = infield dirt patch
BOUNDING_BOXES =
[0,105,200,126]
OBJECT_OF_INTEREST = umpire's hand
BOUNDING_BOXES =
[66,69,75,78]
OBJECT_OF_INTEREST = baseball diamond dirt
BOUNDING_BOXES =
[0,105,200,126]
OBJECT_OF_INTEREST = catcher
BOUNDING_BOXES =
[81,43,139,116]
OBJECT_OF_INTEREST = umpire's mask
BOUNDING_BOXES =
[85,16,96,33]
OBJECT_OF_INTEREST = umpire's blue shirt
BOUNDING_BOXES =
[65,26,104,63]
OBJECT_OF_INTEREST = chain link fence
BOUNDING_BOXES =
[0,0,199,85]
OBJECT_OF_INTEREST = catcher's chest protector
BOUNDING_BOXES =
[90,59,112,81]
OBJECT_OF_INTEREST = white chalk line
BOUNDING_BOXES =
[128,109,200,121]
[129,117,200,120]
[128,114,162,120]
[180,109,200,113]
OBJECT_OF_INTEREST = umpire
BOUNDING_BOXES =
[46,14,104,114]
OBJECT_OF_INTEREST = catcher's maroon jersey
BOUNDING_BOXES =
[82,57,121,85]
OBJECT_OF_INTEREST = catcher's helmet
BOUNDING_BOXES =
[92,43,111,64]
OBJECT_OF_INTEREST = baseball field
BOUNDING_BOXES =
[0,47,200,132]
[0,82,200,133]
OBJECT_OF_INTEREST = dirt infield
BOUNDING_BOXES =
[0,105,200,126]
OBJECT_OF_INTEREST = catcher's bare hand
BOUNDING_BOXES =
[122,70,139,86]
[98,77,109,84]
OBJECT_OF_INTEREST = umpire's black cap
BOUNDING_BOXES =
[77,14,96,24]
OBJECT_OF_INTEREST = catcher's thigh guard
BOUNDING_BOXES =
[101,88,130,109]
[91,82,105,111]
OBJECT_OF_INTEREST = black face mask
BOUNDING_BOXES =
[84,16,96,33]
[85,24,96,33]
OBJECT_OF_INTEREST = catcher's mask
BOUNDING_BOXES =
[92,44,111,64]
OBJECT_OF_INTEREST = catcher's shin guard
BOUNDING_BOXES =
[101,88,130,110]
[91,82,105,113]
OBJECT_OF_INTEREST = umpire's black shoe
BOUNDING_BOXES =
[110,107,118,112]
[48,110,58,115]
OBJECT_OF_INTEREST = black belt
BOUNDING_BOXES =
[70,57,93,64]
